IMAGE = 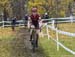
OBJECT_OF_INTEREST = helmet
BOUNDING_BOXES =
[31,7,37,12]
[45,12,48,15]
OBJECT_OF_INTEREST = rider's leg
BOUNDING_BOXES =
[35,22,40,47]
[30,29,33,41]
[30,35,32,41]
[12,25,15,31]
[28,21,32,41]
[36,33,39,47]
[27,20,31,32]
[35,29,39,47]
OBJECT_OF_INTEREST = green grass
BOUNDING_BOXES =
[0,27,16,57]
[0,36,15,57]
[39,23,75,57]
[58,23,75,33]
[0,27,18,40]
[59,34,75,51]
[0,24,75,57]
[39,37,75,57]
[57,23,75,52]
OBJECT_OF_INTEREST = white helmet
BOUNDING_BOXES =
[45,12,48,15]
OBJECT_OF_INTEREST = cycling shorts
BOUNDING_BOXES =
[32,20,39,29]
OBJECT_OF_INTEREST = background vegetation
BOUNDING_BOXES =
[0,0,75,19]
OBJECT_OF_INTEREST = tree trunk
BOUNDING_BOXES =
[11,0,26,19]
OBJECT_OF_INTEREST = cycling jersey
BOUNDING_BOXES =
[30,13,40,21]
[30,13,40,29]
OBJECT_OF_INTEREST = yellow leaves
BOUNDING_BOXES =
[28,0,44,14]
[28,0,74,17]
[28,1,42,6]
[60,10,65,17]
[28,0,54,14]
[28,0,47,14]
[41,0,45,4]
[38,6,45,14]
[0,0,8,4]
[0,0,9,6]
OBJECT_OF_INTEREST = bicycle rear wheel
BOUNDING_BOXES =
[31,40,36,52]
[31,30,38,52]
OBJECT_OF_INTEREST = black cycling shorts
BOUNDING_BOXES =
[32,21,39,29]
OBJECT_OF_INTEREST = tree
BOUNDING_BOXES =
[10,0,27,19]
[0,0,10,20]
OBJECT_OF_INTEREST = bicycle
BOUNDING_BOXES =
[30,25,39,52]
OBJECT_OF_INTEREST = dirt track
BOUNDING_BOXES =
[0,28,43,57]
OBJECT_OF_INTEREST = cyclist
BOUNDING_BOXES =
[24,14,28,27]
[43,12,49,23]
[28,6,41,47]
[11,17,16,31]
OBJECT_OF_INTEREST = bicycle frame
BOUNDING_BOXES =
[30,27,38,52]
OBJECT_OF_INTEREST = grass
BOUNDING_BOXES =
[0,27,19,40]
[0,27,18,57]
[0,40,12,57]
[47,23,75,52]
[57,23,75,51]
[58,34,75,51]
[39,23,75,57]
[39,37,74,57]
[0,23,75,57]
[58,23,75,33]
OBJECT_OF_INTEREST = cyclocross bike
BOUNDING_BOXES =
[30,25,39,52]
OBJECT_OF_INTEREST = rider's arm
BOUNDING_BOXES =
[38,14,41,21]
[28,17,31,28]
[39,17,41,21]
[38,16,43,28]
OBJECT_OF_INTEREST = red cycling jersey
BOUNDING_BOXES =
[30,13,40,21]
[30,13,40,29]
